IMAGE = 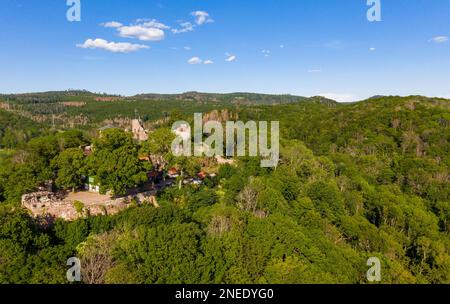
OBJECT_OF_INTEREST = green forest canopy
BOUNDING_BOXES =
[0,94,449,284]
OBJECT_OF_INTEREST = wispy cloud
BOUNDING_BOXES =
[225,53,237,62]
[308,69,322,73]
[138,19,170,30]
[172,22,194,34]
[369,47,376,51]
[102,21,123,28]
[262,50,270,57]
[77,39,149,53]
[172,11,213,34]
[191,11,214,25]
[431,36,448,43]
[187,57,203,64]
[187,57,214,65]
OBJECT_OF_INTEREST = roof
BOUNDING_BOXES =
[198,171,207,179]
[168,167,178,174]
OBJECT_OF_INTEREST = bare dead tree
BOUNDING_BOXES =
[237,186,258,213]
[207,215,232,236]
[79,231,118,284]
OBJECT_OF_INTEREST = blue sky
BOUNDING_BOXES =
[1,0,450,101]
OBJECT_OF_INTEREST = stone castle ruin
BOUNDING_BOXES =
[132,118,148,141]
[22,190,158,222]
[131,109,148,141]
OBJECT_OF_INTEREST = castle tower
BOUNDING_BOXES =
[132,109,148,141]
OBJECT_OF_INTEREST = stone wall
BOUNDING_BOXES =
[22,191,158,222]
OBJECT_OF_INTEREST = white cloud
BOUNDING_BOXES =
[140,19,170,30]
[308,69,322,73]
[184,46,192,51]
[225,54,237,62]
[76,38,149,53]
[172,22,195,34]
[431,36,449,43]
[171,11,213,34]
[262,50,270,57]
[188,57,203,64]
[191,11,214,25]
[187,57,214,65]
[102,21,123,28]
[317,93,357,103]
[102,19,168,41]
[280,44,285,48]
[369,47,376,51]
[117,25,165,41]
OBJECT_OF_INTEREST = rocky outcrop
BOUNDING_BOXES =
[203,109,238,124]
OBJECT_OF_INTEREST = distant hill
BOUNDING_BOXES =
[5,91,449,135]
[1,90,314,106]
[133,91,309,105]
[0,91,328,127]
[368,95,386,100]
[308,96,339,107]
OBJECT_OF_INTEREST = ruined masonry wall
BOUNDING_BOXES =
[21,191,157,221]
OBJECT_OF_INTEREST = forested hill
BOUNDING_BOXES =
[1,90,309,105]
[0,109,45,149]
[134,91,309,105]
[0,94,449,284]
[273,95,449,157]
[0,90,320,127]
